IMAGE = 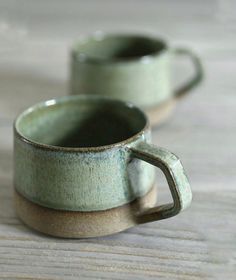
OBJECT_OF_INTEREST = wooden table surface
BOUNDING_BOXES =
[0,1,235,279]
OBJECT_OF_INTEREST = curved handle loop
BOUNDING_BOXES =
[130,142,192,224]
[172,48,203,99]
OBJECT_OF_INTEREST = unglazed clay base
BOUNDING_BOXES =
[14,185,157,238]
[146,98,176,127]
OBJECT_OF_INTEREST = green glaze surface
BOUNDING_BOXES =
[14,95,192,217]
[70,34,171,108]
[131,143,192,222]
[70,34,203,109]
[14,96,155,211]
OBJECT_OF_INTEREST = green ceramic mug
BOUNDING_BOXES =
[70,33,203,125]
[14,95,192,238]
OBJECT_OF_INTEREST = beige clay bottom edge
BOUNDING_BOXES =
[14,185,157,238]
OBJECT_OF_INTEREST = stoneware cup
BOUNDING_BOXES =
[70,33,203,126]
[14,95,192,238]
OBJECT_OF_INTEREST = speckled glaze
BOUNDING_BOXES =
[14,95,192,237]
[70,33,203,109]
[14,95,155,211]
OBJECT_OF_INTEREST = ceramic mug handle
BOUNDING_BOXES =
[130,142,192,223]
[172,48,203,98]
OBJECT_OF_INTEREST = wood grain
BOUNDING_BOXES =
[0,0,235,279]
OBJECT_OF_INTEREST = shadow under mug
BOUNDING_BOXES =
[70,33,203,126]
[14,95,192,238]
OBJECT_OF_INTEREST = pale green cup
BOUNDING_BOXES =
[14,95,192,237]
[70,33,203,111]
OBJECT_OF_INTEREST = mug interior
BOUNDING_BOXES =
[73,34,166,62]
[15,96,147,148]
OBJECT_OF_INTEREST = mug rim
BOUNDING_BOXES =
[14,95,149,153]
[71,32,168,65]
